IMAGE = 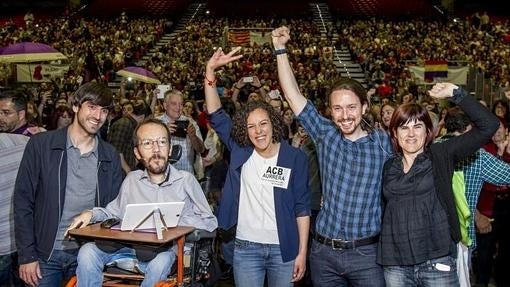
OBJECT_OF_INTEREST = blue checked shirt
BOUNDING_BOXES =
[458,148,510,249]
[298,101,392,240]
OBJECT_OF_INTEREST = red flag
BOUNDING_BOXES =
[229,31,250,46]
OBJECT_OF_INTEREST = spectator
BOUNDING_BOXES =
[46,106,74,131]
[491,99,510,125]
[475,118,510,287]
[108,101,149,173]
[159,89,205,175]
[0,90,44,136]
[380,102,397,130]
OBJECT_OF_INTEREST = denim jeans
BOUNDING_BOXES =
[37,249,79,287]
[384,255,459,287]
[233,239,294,287]
[76,242,175,287]
[309,240,384,287]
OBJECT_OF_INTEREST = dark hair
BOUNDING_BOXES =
[328,77,372,131]
[329,77,368,107]
[492,99,510,123]
[72,82,113,108]
[183,99,199,119]
[380,101,398,112]
[444,107,470,133]
[231,100,284,147]
[47,105,74,130]
[26,100,41,126]
[132,102,149,117]
[132,118,171,147]
[283,107,299,138]
[0,90,28,112]
[389,103,435,154]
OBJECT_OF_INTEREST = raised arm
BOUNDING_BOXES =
[272,26,307,115]
[204,47,243,114]
[429,82,499,160]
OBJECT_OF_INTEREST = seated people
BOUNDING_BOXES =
[66,119,217,287]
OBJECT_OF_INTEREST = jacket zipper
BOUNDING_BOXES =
[47,150,65,261]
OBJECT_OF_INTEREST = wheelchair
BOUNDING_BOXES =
[66,145,220,286]
[65,229,218,287]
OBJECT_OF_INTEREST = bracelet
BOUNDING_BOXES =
[204,73,216,87]
[273,48,287,56]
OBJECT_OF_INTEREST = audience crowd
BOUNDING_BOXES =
[0,7,509,287]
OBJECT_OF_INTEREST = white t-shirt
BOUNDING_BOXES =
[236,150,280,244]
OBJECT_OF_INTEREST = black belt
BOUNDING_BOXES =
[314,233,379,250]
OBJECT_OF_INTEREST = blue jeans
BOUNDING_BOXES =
[76,242,175,287]
[384,255,459,287]
[309,240,385,287]
[37,249,79,287]
[233,239,294,287]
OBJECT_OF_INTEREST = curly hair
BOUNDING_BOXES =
[231,101,284,147]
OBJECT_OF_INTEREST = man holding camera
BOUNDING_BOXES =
[159,89,205,176]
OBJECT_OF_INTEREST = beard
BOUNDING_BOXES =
[143,154,168,175]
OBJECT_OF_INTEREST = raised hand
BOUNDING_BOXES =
[428,82,459,99]
[206,47,243,72]
[252,75,262,87]
[271,26,290,49]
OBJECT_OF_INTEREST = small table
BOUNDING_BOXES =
[69,224,194,286]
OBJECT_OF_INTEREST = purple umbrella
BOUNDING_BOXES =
[0,42,67,63]
[116,66,161,84]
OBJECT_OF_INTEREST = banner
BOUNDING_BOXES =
[424,60,448,82]
[16,63,69,82]
[250,31,271,46]
[408,66,468,85]
[228,31,250,46]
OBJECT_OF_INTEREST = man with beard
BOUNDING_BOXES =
[67,119,217,287]
[14,82,123,287]
[273,26,392,286]
[0,90,44,137]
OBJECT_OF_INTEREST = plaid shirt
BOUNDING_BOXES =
[298,101,392,239]
[458,148,510,249]
[107,115,137,169]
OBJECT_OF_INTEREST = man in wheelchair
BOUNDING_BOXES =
[65,118,217,287]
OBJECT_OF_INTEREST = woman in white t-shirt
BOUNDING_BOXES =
[204,47,311,287]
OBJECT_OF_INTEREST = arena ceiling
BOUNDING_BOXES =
[0,0,507,18]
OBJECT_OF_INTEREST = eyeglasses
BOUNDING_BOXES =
[138,138,169,149]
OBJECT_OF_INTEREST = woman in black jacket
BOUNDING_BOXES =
[377,82,499,286]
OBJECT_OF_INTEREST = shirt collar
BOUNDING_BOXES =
[66,129,99,156]
[138,163,185,186]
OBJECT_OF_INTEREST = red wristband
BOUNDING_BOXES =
[204,74,217,87]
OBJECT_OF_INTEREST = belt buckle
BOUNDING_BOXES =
[331,238,345,250]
